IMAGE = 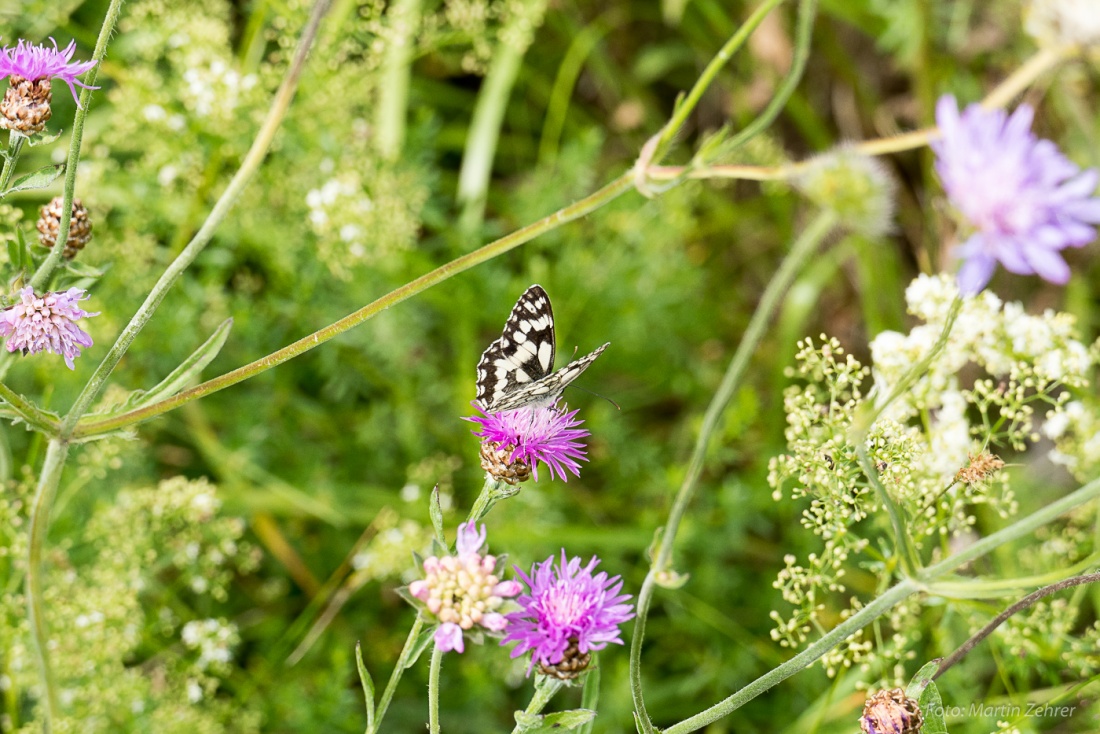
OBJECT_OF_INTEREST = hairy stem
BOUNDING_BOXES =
[59,0,335,436]
[934,571,1100,680]
[25,439,70,730]
[0,381,58,434]
[511,677,566,733]
[30,0,125,290]
[629,209,837,730]
[428,643,443,733]
[0,133,26,193]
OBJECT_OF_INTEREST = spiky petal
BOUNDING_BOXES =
[466,402,590,482]
[0,38,98,106]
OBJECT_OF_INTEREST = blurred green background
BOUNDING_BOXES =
[0,0,1098,731]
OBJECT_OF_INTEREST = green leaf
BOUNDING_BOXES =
[356,642,376,732]
[25,129,63,147]
[514,709,596,733]
[577,657,600,734]
[3,163,65,197]
[107,318,233,414]
[429,485,445,545]
[906,662,948,734]
[14,228,29,272]
[404,625,435,669]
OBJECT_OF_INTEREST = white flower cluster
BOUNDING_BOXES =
[1043,400,1100,480]
[352,518,433,583]
[1026,0,1100,49]
[181,618,240,673]
[180,57,259,120]
[305,171,377,271]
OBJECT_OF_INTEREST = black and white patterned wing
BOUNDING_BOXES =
[476,285,609,412]
[476,285,557,411]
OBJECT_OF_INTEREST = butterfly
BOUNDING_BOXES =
[475,284,609,413]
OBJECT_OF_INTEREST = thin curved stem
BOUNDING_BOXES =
[58,0,335,437]
[369,616,425,734]
[30,0,125,291]
[70,172,636,438]
[25,439,70,730]
[629,209,837,731]
[427,643,443,734]
[933,571,1100,680]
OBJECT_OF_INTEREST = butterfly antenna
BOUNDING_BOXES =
[571,385,621,411]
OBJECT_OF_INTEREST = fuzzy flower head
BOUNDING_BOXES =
[467,402,590,483]
[932,95,1100,294]
[406,522,522,653]
[0,38,98,105]
[0,287,97,369]
[501,552,634,678]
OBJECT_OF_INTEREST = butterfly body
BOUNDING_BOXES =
[476,285,609,412]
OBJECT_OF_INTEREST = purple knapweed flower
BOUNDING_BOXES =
[932,94,1100,294]
[0,287,98,369]
[407,522,522,653]
[0,38,98,106]
[501,552,634,678]
[466,402,590,483]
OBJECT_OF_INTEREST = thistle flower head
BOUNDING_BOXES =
[501,552,634,677]
[860,689,923,734]
[466,402,590,483]
[406,522,522,653]
[0,287,98,369]
[0,38,98,106]
[932,95,1100,294]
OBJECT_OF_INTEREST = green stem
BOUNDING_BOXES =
[369,616,425,734]
[29,0,124,291]
[71,172,636,438]
[466,477,519,524]
[0,133,26,193]
[373,0,422,160]
[25,439,70,730]
[457,0,544,232]
[653,0,788,157]
[856,444,921,577]
[511,677,566,734]
[0,381,58,434]
[427,643,443,734]
[628,209,837,731]
[58,0,335,437]
[663,578,921,734]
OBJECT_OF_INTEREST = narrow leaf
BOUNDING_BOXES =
[905,660,940,700]
[917,680,948,734]
[114,318,233,413]
[356,642,376,732]
[404,626,435,669]
[429,485,445,545]
[14,228,28,271]
[4,164,65,196]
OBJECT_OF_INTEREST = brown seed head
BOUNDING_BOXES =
[860,688,923,734]
[479,441,531,486]
[0,76,52,134]
[37,196,92,259]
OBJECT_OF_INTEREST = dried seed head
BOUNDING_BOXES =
[479,440,532,485]
[537,639,592,680]
[860,688,923,734]
[0,75,52,134]
[37,196,92,259]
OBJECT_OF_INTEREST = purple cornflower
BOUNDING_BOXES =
[466,402,590,483]
[406,522,522,653]
[0,287,97,369]
[932,94,1100,294]
[0,38,98,106]
[501,552,634,678]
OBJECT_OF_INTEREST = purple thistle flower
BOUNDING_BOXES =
[466,402,590,482]
[0,39,98,106]
[0,287,98,369]
[501,552,634,676]
[406,522,522,653]
[932,94,1100,294]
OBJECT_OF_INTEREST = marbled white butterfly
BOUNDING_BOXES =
[475,284,609,413]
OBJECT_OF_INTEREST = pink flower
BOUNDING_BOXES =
[0,39,98,106]
[0,287,98,369]
[466,402,590,481]
[501,552,634,676]
[405,522,522,653]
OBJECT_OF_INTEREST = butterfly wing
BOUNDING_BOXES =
[476,285,557,410]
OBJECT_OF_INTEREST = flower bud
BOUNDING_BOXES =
[860,688,923,734]
[37,196,92,259]
[795,147,896,238]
